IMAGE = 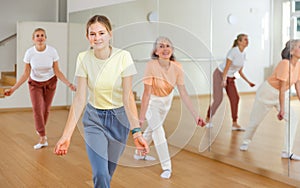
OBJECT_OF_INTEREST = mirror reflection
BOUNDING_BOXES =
[66,0,298,184]
[1,0,300,186]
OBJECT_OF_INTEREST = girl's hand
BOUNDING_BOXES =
[277,110,284,121]
[196,117,206,127]
[221,80,227,87]
[68,83,77,91]
[139,119,145,126]
[4,88,14,96]
[54,136,71,156]
[133,132,149,156]
[249,82,255,87]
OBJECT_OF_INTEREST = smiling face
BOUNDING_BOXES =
[87,22,112,50]
[32,29,46,46]
[238,35,249,48]
[155,39,174,60]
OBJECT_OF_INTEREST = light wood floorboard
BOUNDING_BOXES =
[0,94,299,187]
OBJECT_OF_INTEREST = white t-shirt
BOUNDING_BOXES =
[218,46,246,77]
[23,45,59,82]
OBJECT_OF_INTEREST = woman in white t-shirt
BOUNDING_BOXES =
[206,34,255,130]
[4,28,76,149]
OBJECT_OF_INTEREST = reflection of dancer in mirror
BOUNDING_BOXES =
[54,15,149,188]
[240,39,300,160]
[4,28,76,150]
[206,34,255,130]
[136,36,206,179]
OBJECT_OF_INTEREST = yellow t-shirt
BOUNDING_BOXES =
[267,59,300,91]
[143,60,184,97]
[75,48,137,109]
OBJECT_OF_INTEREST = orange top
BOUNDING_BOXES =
[143,60,184,97]
[267,59,300,91]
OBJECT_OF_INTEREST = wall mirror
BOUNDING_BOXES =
[67,0,300,185]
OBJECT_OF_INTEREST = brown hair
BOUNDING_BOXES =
[32,28,47,39]
[151,36,176,61]
[232,33,247,48]
[281,39,300,60]
[86,15,112,37]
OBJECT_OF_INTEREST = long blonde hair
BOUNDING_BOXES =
[86,15,112,37]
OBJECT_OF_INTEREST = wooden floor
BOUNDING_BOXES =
[0,94,299,187]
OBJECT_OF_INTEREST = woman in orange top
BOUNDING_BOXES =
[240,39,300,160]
[136,36,206,179]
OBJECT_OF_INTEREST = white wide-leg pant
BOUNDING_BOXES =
[143,92,173,171]
[243,81,298,154]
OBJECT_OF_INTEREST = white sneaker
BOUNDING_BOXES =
[281,152,300,160]
[206,123,213,128]
[33,141,48,150]
[281,151,290,158]
[232,126,245,131]
[239,143,249,151]
[160,169,172,179]
[133,154,156,161]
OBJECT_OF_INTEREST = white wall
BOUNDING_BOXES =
[0,0,58,75]
[68,0,273,97]
[67,0,134,13]
[211,0,271,92]
[0,39,16,72]
[0,0,286,108]
[273,0,288,64]
[0,22,69,109]
[67,23,89,104]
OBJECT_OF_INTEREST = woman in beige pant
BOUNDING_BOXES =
[240,39,300,160]
[136,36,206,179]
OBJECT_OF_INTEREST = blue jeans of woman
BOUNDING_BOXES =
[83,103,130,188]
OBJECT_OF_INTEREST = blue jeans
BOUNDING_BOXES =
[83,103,130,188]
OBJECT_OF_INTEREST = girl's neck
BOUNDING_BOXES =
[94,46,112,60]
[238,45,245,52]
[35,44,46,51]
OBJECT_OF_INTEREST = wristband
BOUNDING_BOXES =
[131,127,141,135]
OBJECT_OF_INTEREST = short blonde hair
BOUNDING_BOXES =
[32,28,47,39]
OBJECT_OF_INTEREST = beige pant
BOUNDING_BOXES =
[143,92,173,171]
[243,81,298,154]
